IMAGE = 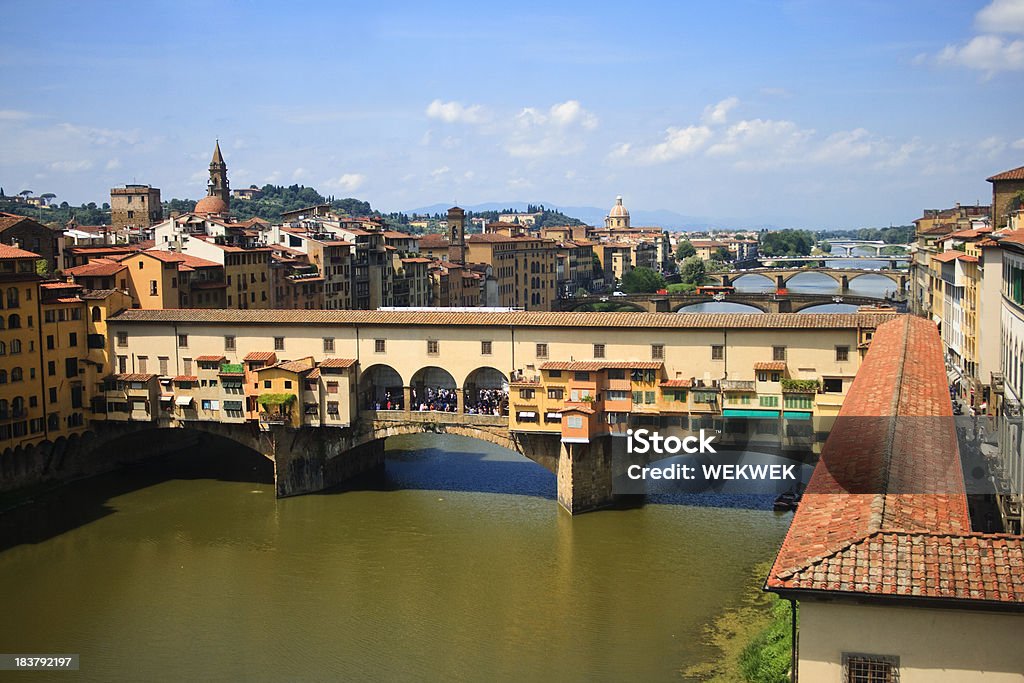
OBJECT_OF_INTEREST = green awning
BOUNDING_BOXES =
[783,411,812,420]
[723,409,780,418]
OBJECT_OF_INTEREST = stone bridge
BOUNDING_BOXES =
[559,291,895,314]
[0,411,610,515]
[710,267,908,291]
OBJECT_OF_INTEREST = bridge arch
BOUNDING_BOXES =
[783,270,843,288]
[410,366,458,412]
[729,273,775,291]
[673,301,767,313]
[463,367,509,416]
[361,364,404,410]
[845,272,903,290]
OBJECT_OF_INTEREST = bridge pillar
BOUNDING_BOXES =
[557,437,614,514]
[840,275,849,291]
[403,386,412,412]
[776,274,785,289]
[899,274,907,291]
[272,426,383,498]
[721,274,731,287]
[653,297,670,313]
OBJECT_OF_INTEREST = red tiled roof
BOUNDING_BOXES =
[659,379,693,388]
[0,243,41,259]
[540,361,663,371]
[113,373,157,382]
[195,355,226,362]
[753,361,786,371]
[262,359,315,374]
[319,358,357,368]
[306,368,321,380]
[765,317,1023,606]
[987,165,1024,182]
[65,259,126,277]
[110,310,901,330]
[244,351,277,362]
[173,375,198,382]
[932,250,971,263]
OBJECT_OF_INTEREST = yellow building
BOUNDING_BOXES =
[0,244,46,448]
[465,234,558,310]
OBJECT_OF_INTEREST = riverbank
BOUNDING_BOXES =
[682,560,793,682]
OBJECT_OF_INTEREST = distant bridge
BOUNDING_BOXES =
[559,291,899,314]
[754,254,911,266]
[711,267,908,291]
[821,241,913,257]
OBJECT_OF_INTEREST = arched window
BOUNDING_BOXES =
[0,370,7,384]
[0,316,5,330]
[7,314,20,329]
[11,397,24,416]
[92,306,102,322]
[6,287,18,308]
[11,367,22,382]
[0,400,8,418]
[0,341,6,356]
[10,339,21,354]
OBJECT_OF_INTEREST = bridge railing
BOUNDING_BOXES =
[361,410,508,428]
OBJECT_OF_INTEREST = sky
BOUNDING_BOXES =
[1,0,1022,228]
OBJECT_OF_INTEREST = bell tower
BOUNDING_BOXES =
[208,139,230,206]
[448,206,466,264]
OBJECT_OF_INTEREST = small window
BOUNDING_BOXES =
[567,415,583,429]
[574,371,590,381]
[607,368,625,380]
[843,653,899,683]
[264,380,272,389]
[178,334,188,347]
[519,388,535,399]
[536,343,548,358]
[323,337,335,353]
[284,380,292,389]
[225,335,236,351]
[711,345,724,361]
[427,339,439,355]
[481,340,492,355]
[274,337,284,351]
[835,345,849,362]
[374,339,385,353]
[773,346,787,361]
[159,357,169,375]
[594,343,605,359]
[824,378,844,393]
[68,332,77,347]
[651,344,664,360]
[117,331,128,347]
[547,388,563,399]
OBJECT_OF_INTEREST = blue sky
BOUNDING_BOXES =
[1,0,1022,227]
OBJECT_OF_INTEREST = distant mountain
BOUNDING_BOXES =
[401,201,781,231]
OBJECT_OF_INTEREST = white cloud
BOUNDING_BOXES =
[430,166,450,178]
[291,167,310,181]
[976,0,1024,34]
[105,158,122,171]
[809,128,876,164]
[505,100,598,158]
[936,34,1024,72]
[425,99,488,125]
[49,160,94,173]
[0,109,35,121]
[1012,137,1024,149]
[324,173,366,192]
[702,97,739,126]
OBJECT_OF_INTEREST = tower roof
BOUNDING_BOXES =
[608,195,629,218]
[211,139,225,166]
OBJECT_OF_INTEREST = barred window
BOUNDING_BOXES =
[843,653,899,683]
[536,343,548,358]
[427,340,439,355]
[594,343,605,358]
[711,345,724,360]
[836,345,850,362]
[651,344,664,360]
[481,340,492,355]
[773,345,787,361]
[374,339,385,353]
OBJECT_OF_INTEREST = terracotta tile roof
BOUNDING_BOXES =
[319,358,357,368]
[51,296,82,303]
[65,258,126,277]
[987,165,1024,182]
[244,351,277,362]
[995,229,1024,247]
[173,375,198,382]
[562,405,595,414]
[306,368,321,380]
[754,361,786,371]
[109,309,901,330]
[659,379,693,388]
[0,243,41,259]
[418,234,450,248]
[540,361,663,371]
[932,250,971,263]
[262,360,315,374]
[765,317,1023,607]
[112,373,157,382]
[80,289,120,300]
[195,355,226,362]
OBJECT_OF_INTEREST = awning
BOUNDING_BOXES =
[518,411,536,418]
[159,395,173,402]
[175,396,194,406]
[783,411,812,420]
[545,412,562,419]
[723,409,780,418]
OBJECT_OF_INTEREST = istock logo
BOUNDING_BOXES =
[626,429,717,455]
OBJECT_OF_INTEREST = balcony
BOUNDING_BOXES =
[259,411,289,425]
[721,380,755,392]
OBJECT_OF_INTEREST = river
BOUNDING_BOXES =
[0,434,792,682]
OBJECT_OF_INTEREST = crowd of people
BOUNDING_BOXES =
[368,385,509,415]
[412,387,459,412]
[465,388,507,416]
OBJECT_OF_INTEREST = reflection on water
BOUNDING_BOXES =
[0,434,791,682]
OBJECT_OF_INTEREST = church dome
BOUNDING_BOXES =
[608,195,629,218]
[194,195,228,215]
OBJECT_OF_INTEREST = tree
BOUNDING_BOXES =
[574,286,589,298]
[819,240,832,254]
[760,229,815,257]
[679,256,706,286]
[622,267,666,294]
[40,193,56,205]
[676,239,696,260]
[713,247,731,261]
[19,190,32,199]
